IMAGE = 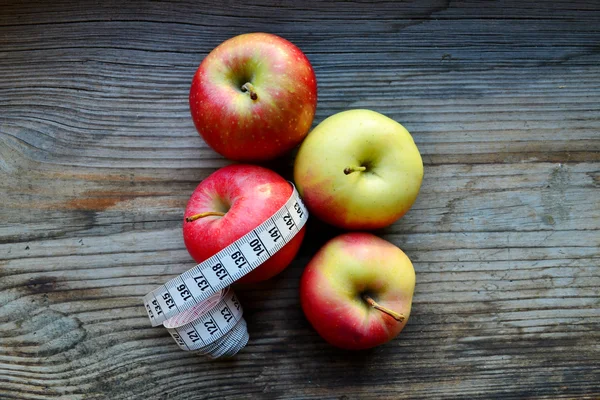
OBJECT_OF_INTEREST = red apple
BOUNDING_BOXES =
[300,233,416,350]
[189,32,317,162]
[183,164,305,284]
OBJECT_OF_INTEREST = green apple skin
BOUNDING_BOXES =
[294,109,423,230]
[300,232,416,350]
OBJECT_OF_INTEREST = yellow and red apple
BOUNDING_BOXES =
[300,232,416,350]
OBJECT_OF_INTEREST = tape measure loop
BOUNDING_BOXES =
[142,183,308,359]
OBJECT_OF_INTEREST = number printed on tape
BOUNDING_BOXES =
[182,270,212,299]
[166,288,244,351]
[257,222,284,254]
[220,247,248,277]
[170,331,187,350]
[238,233,269,266]
[142,183,308,355]
[275,211,296,240]
[157,291,178,314]
[203,258,231,288]
[143,185,307,326]
[167,280,194,309]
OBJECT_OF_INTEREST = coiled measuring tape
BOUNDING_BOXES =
[143,184,308,358]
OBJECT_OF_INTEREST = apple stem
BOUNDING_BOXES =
[241,82,258,100]
[362,294,405,322]
[344,166,367,175]
[185,211,226,222]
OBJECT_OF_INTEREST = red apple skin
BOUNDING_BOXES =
[189,32,317,162]
[183,164,305,284]
[300,233,416,350]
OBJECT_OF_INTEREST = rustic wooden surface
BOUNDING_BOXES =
[1,0,599,399]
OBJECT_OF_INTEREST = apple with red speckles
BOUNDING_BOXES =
[183,164,305,284]
[189,32,318,162]
[300,232,416,350]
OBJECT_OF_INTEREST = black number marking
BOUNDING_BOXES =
[146,303,155,319]
[193,275,210,291]
[268,226,282,242]
[186,329,200,343]
[162,292,176,309]
[211,263,229,281]
[231,295,240,311]
[203,319,218,335]
[176,284,192,301]
[283,214,295,230]
[220,306,233,323]
[249,238,265,257]
[231,251,247,268]
[171,332,185,347]
[152,299,163,315]
[294,202,304,219]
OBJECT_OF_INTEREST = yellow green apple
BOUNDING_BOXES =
[294,109,423,230]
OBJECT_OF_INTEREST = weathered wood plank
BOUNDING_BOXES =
[1,0,599,399]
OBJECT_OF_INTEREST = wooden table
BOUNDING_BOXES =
[1,1,599,399]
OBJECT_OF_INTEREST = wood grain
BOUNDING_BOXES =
[1,0,599,399]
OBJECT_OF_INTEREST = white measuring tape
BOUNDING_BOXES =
[143,183,308,358]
